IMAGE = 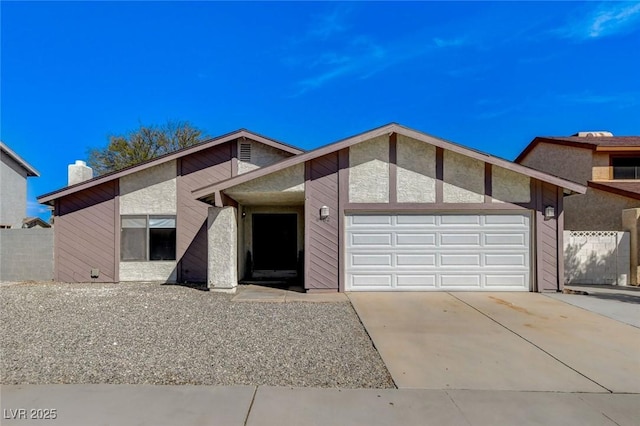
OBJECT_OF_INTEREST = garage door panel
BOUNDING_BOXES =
[396,215,436,225]
[440,233,481,246]
[351,254,392,266]
[396,233,436,246]
[441,254,481,266]
[351,215,391,225]
[485,274,527,288]
[441,275,481,287]
[397,275,436,287]
[440,215,481,225]
[351,233,392,246]
[396,254,435,266]
[346,213,531,291]
[485,253,527,266]
[484,233,526,246]
[485,215,527,225]
[351,274,392,288]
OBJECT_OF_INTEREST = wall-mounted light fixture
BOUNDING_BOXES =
[544,206,555,220]
[320,205,330,220]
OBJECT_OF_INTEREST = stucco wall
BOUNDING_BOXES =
[227,163,304,194]
[237,140,291,174]
[208,206,237,290]
[1,153,28,227]
[120,161,177,215]
[492,166,530,203]
[564,188,640,230]
[592,152,610,180]
[443,150,484,203]
[119,261,177,282]
[396,135,436,203]
[349,135,389,203]
[520,143,593,185]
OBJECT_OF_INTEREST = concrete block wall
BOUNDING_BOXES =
[0,228,54,281]
[564,231,630,285]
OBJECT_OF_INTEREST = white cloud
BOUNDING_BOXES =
[559,2,640,40]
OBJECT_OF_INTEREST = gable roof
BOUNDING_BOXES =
[588,181,640,201]
[515,135,640,163]
[1,141,40,177]
[193,123,586,205]
[37,129,303,205]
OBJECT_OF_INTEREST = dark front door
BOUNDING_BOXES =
[252,214,297,270]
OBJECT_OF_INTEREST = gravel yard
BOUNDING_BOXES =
[1,282,393,388]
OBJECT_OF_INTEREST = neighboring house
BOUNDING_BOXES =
[38,124,585,292]
[1,141,40,228]
[516,132,640,283]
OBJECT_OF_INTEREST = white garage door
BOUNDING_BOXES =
[346,213,531,291]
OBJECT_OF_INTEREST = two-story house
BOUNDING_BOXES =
[516,132,640,284]
[1,141,41,228]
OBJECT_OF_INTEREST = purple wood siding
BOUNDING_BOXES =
[305,152,340,290]
[55,181,117,282]
[177,143,233,282]
[536,181,561,292]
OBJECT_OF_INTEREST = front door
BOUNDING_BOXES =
[252,214,297,271]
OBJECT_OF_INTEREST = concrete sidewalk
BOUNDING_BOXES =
[2,385,638,426]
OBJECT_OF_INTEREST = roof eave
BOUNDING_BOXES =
[37,129,303,204]
[1,142,40,177]
[194,123,587,200]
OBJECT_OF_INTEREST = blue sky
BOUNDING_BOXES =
[2,1,640,219]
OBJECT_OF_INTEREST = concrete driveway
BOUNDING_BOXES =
[349,292,640,393]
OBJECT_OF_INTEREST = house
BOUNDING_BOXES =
[516,132,640,284]
[1,142,41,229]
[38,124,585,292]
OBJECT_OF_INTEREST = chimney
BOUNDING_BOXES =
[573,131,614,137]
[68,160,93,186]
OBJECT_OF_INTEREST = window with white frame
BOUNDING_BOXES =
[121,215,176,261]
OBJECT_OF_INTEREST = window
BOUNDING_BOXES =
[121,215,176,261]
[612,157,640,179]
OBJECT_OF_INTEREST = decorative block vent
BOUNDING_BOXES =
[569,231,618,238]
[239,142,252,162]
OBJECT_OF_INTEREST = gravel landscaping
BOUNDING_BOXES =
[0,282,393,388]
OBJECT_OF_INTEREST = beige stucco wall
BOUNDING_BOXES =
[237,140,291,174]
[120,160,177,215]
[208,206,238,290]
[396,135,436,203]
[565,188,640,230]
[349,135,389,203]
[119,261,177,282]
[520,143,592,185]
[443,150,484,203]
[592,152,611,180]
[492,166,530,204]
[227,163,304,194]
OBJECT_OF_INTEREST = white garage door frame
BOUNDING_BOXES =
[345,211,532,291]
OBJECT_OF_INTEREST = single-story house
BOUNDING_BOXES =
[38,124,585,292]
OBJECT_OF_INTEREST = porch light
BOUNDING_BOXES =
[320,205,330,220]
[544,206,555,220]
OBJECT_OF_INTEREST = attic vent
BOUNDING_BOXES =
[573,131,613,137]
[239,142,252,162]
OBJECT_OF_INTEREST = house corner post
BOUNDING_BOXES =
[207,206,238,291]
[621,208,640,285]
